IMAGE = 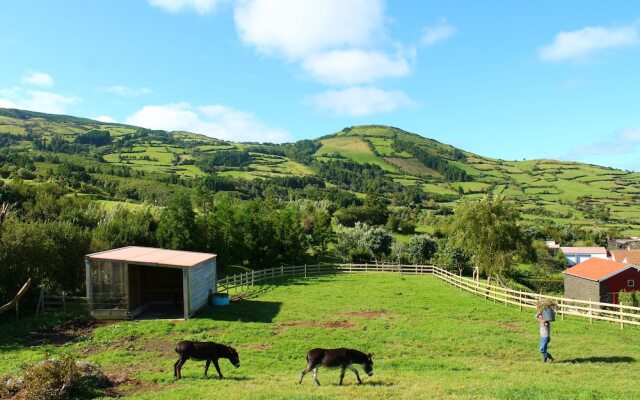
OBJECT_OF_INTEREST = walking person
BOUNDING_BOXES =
[537,313,554,362]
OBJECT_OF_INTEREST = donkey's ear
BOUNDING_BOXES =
[368,352,374,359]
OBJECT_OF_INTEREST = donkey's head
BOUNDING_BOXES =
[227,346,240,368]
[364,353,374,376]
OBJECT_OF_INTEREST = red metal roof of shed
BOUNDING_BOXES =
[86,246,216,268]
[562,258,636,282]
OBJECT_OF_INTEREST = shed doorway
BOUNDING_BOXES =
[128,264,184,319]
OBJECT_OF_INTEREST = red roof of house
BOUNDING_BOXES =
[563,258,634,282]
[86,246,216,268]
[559,246,607,255]
[610,250,640,265]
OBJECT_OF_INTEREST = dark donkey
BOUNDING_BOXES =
[298,348,374,386]
[174,340,240,379]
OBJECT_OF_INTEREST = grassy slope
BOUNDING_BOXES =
[2,274,639,399]
[2,109,640,231]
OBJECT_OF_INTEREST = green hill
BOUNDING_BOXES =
[1,107,639,233]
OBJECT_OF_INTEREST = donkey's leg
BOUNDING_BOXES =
[204,360,211,376]
[299,360,318,384]
[213,359,224,378]
[298,367,309,384]
[176,356,187,379]
[339,366,346,385]
[347,366,362,384]
[174,358,180,378]
[312,366,321,386]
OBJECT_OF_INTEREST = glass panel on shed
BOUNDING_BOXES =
[91,261,127,310]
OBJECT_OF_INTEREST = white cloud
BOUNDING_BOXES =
[571,127,640,156]
[21,72,54,87]
[234,0,384,59]
[539,24,639,62]
[125,102,291,142]
[308,86,415,116]
[0,87,78,114]
[0,98,17,109]
[301,49,411,85]
[103,86,153,97]
[567,126,640,171]
[234,0,411,86]
[148,0,224,14]
[94,116,117,123]
[421,18,456,47]
[153,0,416,87]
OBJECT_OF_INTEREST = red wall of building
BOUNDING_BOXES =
[602,268,640,303]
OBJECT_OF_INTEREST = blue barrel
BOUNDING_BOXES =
[210,293,230,306]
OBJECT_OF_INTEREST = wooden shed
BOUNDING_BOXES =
[85,246,216,320]
[563,258,640,304]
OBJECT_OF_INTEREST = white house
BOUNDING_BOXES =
[545,240,560,255]
[560,246,608,266]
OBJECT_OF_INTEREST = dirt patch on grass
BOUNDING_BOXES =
[84,335,178,358]
[247,344,272,351]
[25,317,112,346]
[142,337,177,358]
[278,320,357,330]
[340,310,390,319]
[460,318,523,332]
[105,370,164,398]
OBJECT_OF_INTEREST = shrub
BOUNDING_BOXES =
[16,356,109,400]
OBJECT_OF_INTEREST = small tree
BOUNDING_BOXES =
[156,191,197,250]
[447,195,528,279]
[334,223,368,262]
[405,234,437,264]
[361,226,393,263]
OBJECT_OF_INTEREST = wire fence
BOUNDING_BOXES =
[217,263,640,328]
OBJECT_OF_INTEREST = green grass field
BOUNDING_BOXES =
[314,137,399,172]
[2,274,639,399]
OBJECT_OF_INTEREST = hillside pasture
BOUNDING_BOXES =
[314,137,398,172]
[385,157,439,177]
[1,273,639,399]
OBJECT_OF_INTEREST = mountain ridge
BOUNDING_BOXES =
[1,107,639,233]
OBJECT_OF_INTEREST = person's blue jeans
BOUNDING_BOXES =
[539,336,551,361]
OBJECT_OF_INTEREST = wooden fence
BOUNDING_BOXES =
[217,263,640,328]
[41,293,89,313]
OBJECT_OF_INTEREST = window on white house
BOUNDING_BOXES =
[628,280,635,287]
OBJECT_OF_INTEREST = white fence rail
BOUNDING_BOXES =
[217,263,640,328]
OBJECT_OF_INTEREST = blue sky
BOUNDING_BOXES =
[1,1,639,170]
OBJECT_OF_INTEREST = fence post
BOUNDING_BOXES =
[519,292,522,311]
[620,305,624,329]
[589,298,593,325]
[304,264,307,278]
[560,299,564,321]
